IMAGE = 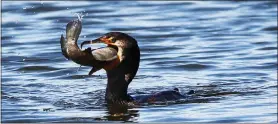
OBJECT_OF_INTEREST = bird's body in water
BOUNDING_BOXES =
[60,19,193,105]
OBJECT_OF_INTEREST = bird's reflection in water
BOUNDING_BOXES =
[62,105,139,122]
[101,104,139,122]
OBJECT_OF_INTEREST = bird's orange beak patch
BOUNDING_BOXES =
[100,37,116,46]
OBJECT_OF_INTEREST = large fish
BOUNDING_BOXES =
[60,19,118,75]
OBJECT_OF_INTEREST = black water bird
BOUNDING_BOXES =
[60,19,189,105]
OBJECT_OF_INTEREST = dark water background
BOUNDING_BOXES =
[1,1,277,123]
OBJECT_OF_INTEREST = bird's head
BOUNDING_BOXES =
[82,32,139,62]
[82,32,140,83]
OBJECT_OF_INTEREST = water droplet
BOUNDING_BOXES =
[67,8,69,9]
[76,65,82,72]
[67,73,69,75]
[23,7,27,10]
[23,59,25,61]
[84,36,86,38]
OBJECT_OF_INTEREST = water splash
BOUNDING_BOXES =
[74,13,84,21]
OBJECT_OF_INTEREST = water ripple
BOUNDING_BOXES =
[17,66,60,72]
[2,1,277,123]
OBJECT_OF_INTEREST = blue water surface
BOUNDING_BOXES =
[1,1,277,123]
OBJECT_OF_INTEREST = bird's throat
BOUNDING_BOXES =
[105,67,132,104]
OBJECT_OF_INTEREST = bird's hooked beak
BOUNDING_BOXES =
[81,36,117,49]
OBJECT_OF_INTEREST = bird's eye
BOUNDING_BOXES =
[111,38,116,43]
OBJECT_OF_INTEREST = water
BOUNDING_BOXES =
[1,1,277,123]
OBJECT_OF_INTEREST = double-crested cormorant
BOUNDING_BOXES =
[60,19,189,105]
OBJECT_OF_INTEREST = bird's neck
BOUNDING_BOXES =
[105,68,132,104]
[105,49,140,104]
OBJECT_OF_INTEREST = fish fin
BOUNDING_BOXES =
[89,67,101,75]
